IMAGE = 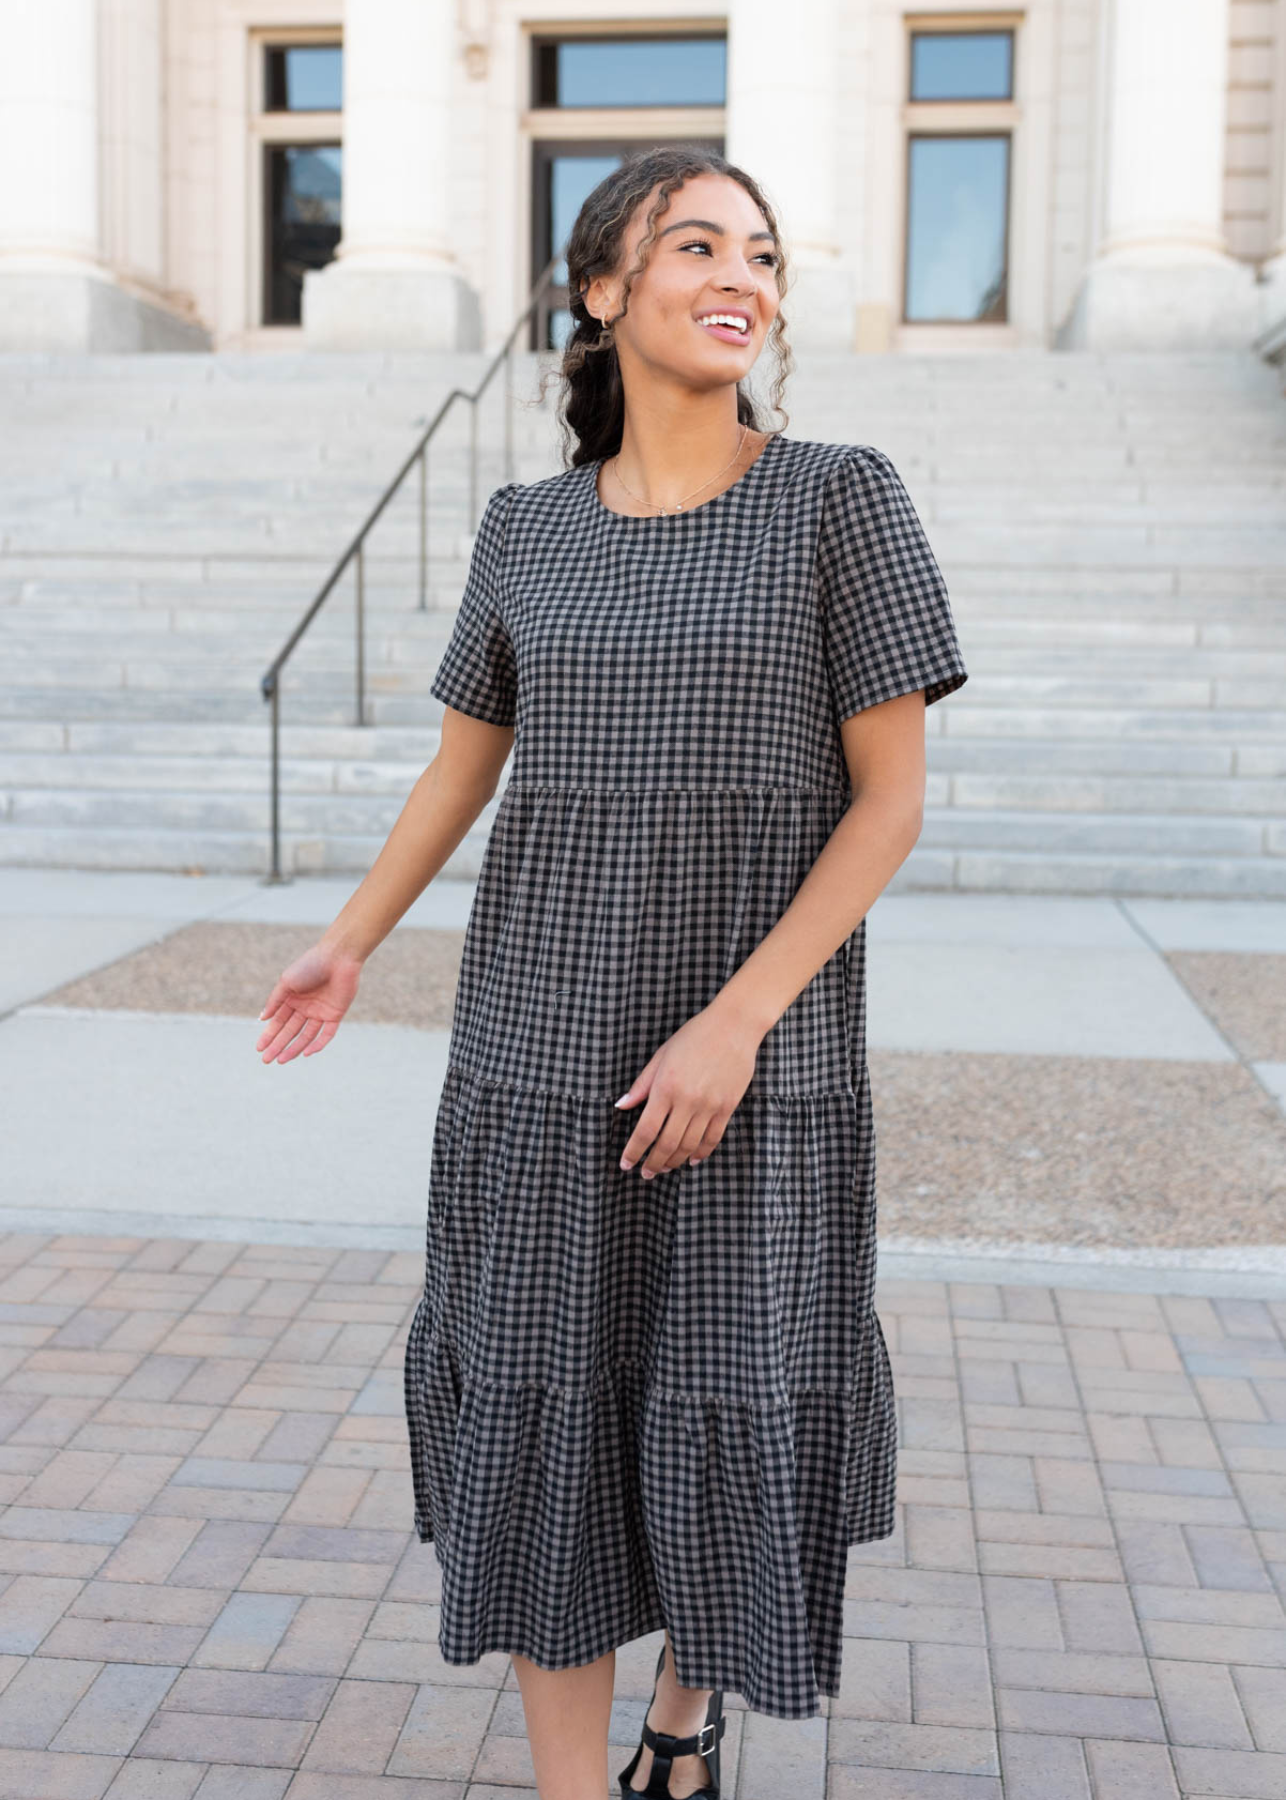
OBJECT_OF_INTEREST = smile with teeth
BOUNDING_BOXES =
[697,313,751,336]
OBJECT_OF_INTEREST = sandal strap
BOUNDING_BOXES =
[641,1713,726,1758]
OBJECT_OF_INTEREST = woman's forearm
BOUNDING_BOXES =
[709,792,923,1042]
[319,755,501,964]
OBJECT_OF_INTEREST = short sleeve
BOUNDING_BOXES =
[430,482,520,726]
[818,445,968,723]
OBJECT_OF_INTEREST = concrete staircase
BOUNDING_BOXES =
[1,348,1284,894]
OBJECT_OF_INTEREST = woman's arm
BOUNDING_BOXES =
[322,709,513,963]
[615,690,927,1175]
[710,688,927,1039]
[255,708,512,1064]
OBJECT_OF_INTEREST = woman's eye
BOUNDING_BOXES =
[679,238,780,268]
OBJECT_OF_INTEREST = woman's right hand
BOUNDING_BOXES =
[255,938,363,1065]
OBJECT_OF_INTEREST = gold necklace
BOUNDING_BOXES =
[607,423,750,515]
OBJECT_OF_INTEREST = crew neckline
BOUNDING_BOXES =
[587,429,785,523]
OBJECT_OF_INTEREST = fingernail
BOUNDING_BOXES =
[641,1169,655,1181]
[619,1156,633,1171]
[614,1094,631,1107]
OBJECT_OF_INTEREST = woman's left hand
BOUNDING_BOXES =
[615,1002,764,1178]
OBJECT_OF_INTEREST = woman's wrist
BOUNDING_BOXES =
[319,924,373,966]
[707,986,777,1047]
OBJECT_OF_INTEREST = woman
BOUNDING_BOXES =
[256,143,968,1800]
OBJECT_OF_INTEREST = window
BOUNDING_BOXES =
[905,136,1008,321]
[264,145,342,326]
[902,24,1016,326]
[532,35,726,108]
[265,45,343,112]
[254,36,343,327]
[909,30,1013,101]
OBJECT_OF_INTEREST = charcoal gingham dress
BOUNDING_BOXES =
[404,432,968,1720]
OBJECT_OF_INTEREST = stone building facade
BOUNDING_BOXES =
[1,0,1283,356]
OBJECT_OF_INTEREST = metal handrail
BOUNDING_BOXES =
[258,252,563,882]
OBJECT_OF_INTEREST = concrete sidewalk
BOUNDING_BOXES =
[1,869,1283,1288]
[0,1230,1278,1798]
[0,869,1284,1796]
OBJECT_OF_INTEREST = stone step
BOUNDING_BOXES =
[1,755,1281,822]
[9,622,1286,678]
[9,566,1286,607]
[0,717,1255,775]
[941,772,1286,815]
[0,723,1276,780]
[0,720,442,759]
[0,688,369,724]
[8,656,1286,712]
[1,822,1282,900]
[944,702,1286,736]
[11,552,1285,598]
[1,778,1277,856]
[3,682,1284,740]
[9,517,1286,566]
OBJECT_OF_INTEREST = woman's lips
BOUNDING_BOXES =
[696,318,751,344]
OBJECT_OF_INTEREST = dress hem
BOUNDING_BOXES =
[429,1614,838,1720]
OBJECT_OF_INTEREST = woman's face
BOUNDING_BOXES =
[583,172,782,394]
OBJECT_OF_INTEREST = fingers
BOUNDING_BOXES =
[256,1008,312,1065]
[255,1008,338,1065]
[621,1099,716,1179]
[619,1097,668,1175]
[272,1016,325,1065]
[302,1019,340,1056]
[685,1117,728,1166]
[258,984,288,1024]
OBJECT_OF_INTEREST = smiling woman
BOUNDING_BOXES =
[389,141,965,1800]
[542,148,794,526]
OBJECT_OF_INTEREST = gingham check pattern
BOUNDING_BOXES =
[404,433,968,1718]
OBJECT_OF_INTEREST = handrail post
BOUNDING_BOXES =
[355,543,366,727]
[417,447,427,611]
[468,394,478,528]
[503,340,513,484]
[268,677,285,883]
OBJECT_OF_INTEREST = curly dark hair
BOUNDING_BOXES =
[541,142,794,469]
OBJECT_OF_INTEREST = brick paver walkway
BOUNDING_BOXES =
[0,1231,1282,1798]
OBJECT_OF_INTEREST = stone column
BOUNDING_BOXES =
[304,0,480,350]
[1059,0,1257,349]
[0,0,207,350]
[1255,37,1286,353]
[0,0,103,346]
[725,0,852,349]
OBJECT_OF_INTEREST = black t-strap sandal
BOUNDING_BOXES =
[619,1639,726,1799]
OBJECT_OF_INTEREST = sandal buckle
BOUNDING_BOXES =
[696,1720,717,1756]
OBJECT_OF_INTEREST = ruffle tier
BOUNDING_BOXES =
[402,1062,897,1720]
